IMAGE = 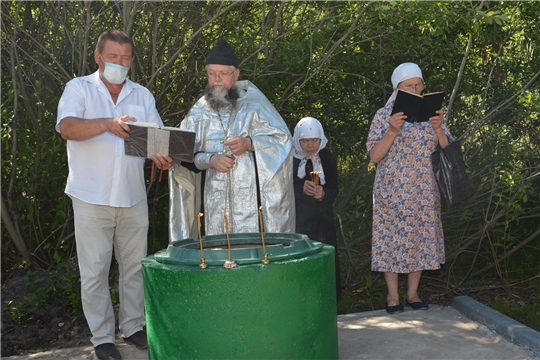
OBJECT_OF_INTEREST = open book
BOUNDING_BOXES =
[124,122,196,162]
[391,90,445,123]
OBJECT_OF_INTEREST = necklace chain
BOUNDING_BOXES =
[217,107,235,151]
[216,107,235,227]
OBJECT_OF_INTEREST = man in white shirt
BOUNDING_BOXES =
[56,29,172,360]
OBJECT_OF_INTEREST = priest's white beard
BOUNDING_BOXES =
[205,85,239,111]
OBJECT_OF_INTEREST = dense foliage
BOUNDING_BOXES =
[2,1,539,322]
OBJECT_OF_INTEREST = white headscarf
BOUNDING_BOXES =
[385,62,424,107]
[292,117,328,185]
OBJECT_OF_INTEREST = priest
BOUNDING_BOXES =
[169,38,295,240]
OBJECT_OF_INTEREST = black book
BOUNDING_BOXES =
[124,123,196,162]
[391,90,445,123]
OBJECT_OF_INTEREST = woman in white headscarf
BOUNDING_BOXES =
[293,117,341,302]
[367,63,453,314]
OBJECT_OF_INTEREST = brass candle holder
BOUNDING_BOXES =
[198,213,207,269]
[258,206,270,265]
[310,171,321,186]
[223,212,237,268]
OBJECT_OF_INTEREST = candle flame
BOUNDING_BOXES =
[310,171,321,185]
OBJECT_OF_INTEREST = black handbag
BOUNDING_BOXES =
[431,140,474,208]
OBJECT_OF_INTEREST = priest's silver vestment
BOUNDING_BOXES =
[169,80,295,241]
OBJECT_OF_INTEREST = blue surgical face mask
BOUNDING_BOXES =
[101,57,129,85]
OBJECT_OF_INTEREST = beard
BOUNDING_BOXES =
[205,85,240,112]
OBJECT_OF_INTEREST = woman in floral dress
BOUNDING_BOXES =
[366,63,453,314]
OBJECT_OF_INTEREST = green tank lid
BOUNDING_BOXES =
[154,232,323,266]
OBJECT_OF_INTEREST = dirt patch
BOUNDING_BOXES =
[1,261,102,357]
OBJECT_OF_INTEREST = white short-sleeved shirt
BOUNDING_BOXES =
[56,70,163,207]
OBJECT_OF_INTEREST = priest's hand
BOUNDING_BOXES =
[210,154,235,172]
[224,136,252,156]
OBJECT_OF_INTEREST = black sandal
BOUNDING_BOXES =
[406,300,428,310]
[386,304,404,314]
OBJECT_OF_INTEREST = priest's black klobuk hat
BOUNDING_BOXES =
[205,38,239,67]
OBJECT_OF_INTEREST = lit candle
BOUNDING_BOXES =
[198,213,204,257]
[310,171,320,186]
[259,206,270,265]
[198,213,207,268]
[258,206,265,242]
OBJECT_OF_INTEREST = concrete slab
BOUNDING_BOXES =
[453,296,540,357]
[338,304,538,360]
[2,297,539,360]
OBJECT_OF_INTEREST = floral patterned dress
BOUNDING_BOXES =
[366,103,453,273]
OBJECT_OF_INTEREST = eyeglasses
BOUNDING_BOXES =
[400,83,425,92]
[206,69,237,78]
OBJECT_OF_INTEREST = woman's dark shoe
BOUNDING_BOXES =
[406,300,429,310]
[385,304,404,314]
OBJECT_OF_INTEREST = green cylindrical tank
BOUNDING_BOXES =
[142,233,338,360]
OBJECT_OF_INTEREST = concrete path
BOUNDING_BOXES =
[2,296,539,360]
[338,297,538,359]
